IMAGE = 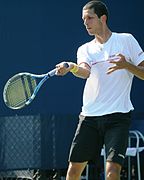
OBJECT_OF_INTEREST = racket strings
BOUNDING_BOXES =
[5,75,37,108]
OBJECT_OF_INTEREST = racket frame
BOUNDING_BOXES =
[3,69,57,109]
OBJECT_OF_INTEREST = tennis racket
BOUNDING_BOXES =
[3,63,69,110]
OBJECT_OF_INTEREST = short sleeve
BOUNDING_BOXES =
[127,34,144,65]
[77,44,92,67]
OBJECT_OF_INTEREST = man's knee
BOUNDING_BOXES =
[106,170,120,180]
[106,162,121,180]
[67,166,80,178]
[66,162,87,180]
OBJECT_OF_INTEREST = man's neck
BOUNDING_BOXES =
[95,29,112,44]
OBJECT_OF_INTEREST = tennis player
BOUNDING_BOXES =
[56,1,144,179]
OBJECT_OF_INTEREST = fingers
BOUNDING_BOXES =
[56,62,68,76]
[56,62,68,68]
[107,54,128,74]
[107,66,118,74]
[109,54,126,64]
[55,62,73,76]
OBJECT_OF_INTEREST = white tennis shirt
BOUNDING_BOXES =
[77,33,144,116]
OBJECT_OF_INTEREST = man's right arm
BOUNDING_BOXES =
[56,62,91,79]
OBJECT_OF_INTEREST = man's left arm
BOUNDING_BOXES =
[125,60,144,80]
[107,54,144,80]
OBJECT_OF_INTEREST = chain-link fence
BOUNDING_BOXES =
[0,114,77,179]
[0,115,41,170]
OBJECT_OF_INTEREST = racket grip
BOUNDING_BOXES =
[48,62,69,77]
[63,62,69,68]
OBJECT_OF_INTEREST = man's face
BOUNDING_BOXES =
[82,8,102,35]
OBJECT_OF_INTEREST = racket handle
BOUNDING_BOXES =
[48,62,69,77]
[63,62,69,68]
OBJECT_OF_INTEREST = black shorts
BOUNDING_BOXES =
[69,112,131,166]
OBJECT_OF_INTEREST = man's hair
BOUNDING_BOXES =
[83,1,109,23]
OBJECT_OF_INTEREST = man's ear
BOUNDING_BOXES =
[100,15,107,23]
